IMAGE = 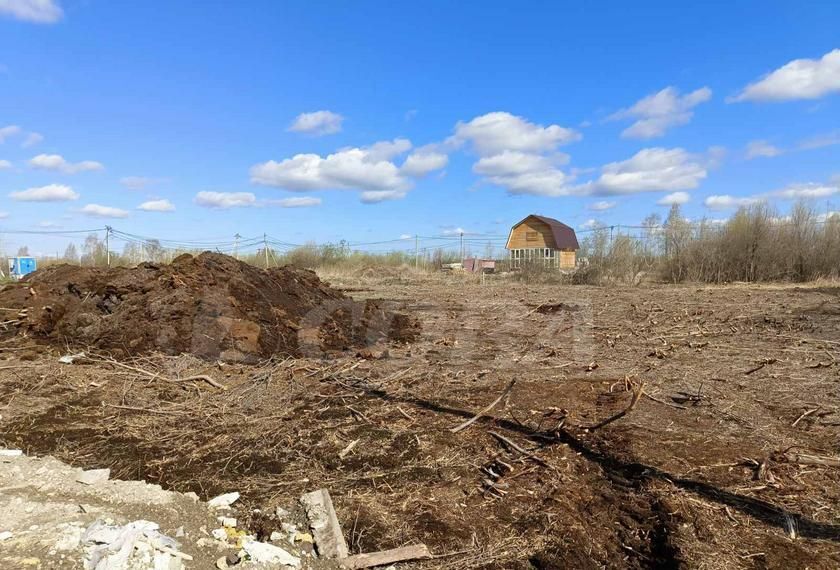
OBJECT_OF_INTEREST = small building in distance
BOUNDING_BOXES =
[505,214,579,269]
[463,258,496,274]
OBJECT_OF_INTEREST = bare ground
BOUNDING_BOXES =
[2,272,840,569]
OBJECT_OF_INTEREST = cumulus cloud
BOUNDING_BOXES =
[9,183,78,202]
[453,111,580,156]
[29,154,104,174]
[400,148,448,177]
[609,87,712,139]
[272,196,322,208]
[194,191,258,209]
[772,182,838,200]
[472,150,572,197]
[657,191,691,205]
[288,110,344,136]
[137,199,175,212]
[250,138,439,203]
[580,219,601,230]
[80,203,129,218]
[0,125,21,143]
[588,200,616,211]
[0,159,11,170]
[730,49,840,102]
[746,140,783,159]
[704,195,762,210]
[586,148,707,195]
[21,132,43,148]
[0,0,63,23]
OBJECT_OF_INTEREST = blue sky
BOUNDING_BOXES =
[1,0,839,255]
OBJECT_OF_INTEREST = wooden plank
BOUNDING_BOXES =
[342,544,432,569]
[300,489,349,559]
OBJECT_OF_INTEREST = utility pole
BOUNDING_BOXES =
[414,234,419,269]
[105,226,112,267]
[234,233,241,259]
[460,231,464,260]
[263,233,269,268]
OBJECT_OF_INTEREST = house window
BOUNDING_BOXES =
[526,231,538,241]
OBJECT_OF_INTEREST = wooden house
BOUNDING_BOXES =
[505,215,579,269]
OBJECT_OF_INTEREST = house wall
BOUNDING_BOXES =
[507,218,556,249]
[560,250,576,269]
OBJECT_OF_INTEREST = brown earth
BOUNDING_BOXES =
[0,252,419,361]
[2,271,840,568]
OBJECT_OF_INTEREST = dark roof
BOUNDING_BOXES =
[507,214,580,250]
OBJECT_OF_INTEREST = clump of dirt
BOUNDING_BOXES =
[0,252,419,361]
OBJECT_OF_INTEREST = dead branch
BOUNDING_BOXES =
[784,452,840,468]
[791,407,819,427]
[586,382,645,431]
[171,374,228,390]
[487,430,553,469]
[450,379,516,434]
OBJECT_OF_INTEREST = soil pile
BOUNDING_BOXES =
[0,252,419,360]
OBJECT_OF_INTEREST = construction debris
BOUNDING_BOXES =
[83,519,191,570]
[300,489,349,559]
[76,468,110,486]
[342,544,432,569]
[208,492,240,510]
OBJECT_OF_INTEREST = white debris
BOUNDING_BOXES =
[0,449,23,457]
[218,517,236,528]
[241,539,300,567]
[82,519,192,570]
[76,468,110,486]
[211,528,228,541]
[274,506,290,519]
[0,531,12,541]
[59,352,86,364]
[207,492,240,509]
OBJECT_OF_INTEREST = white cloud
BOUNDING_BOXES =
[610,87,712,139]
[0,211,8,219]
[773,182,838,200]
[194,191,257,209]
[588,148,707,195]
[588,200,616,211]
[730,49,840,102]
[0,159,12,170]
[80,203,129,218]
[137,199,176,212]
[745,140,783,159]
[0,0,63,23]
[704,195,762,210]
[251,138,420,201]
[472,150,572,197]
[399,233,413,239]
[400,148,448,177]
[273,196,322,208]
[360,190,407,204]
[580,219,601,229]
[37,220,61,228]
[453,111,580,156]
[9,183,78,202]
[0,125,21,143]
[29,153,104,174]
[441,226,471,236]
[657,191,691,205]
[21,132,43,148]
[288,110,344,136]
[798,130,840,150]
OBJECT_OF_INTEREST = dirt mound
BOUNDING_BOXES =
[0,252,419,361]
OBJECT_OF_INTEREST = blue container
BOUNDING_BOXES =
[8,257,37,280]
